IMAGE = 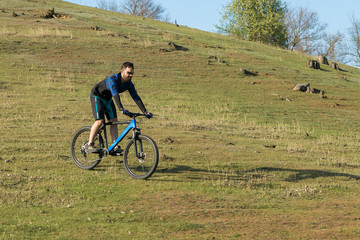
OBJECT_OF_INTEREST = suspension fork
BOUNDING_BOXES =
[132,128,143,158]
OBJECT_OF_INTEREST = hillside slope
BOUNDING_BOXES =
[1,0,360,239]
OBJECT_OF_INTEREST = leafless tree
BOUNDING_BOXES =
[318,32,349,63]
[162,12,171,23]
[348,15,360,66]
[108,1,120,11]
[97,0,119,12]
[97,0,107,10]
[284,7,327,54]
[97,0,165,20]
[121,0,165,20]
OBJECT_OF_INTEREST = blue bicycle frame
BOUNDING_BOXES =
[104,118,137,152]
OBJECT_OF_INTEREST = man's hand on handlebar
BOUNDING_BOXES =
[121,109,153,118]
[145,112,153,119]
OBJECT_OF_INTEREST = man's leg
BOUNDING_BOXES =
[109,118,118,143]
[109,118,123,154]
[88,93,105,151]
[89,119,104,144]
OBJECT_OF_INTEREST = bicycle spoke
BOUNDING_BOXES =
[70,127,103,170]
[123,135,158,179]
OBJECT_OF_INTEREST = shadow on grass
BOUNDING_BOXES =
[255,167,360,181]
[160,165,360,182]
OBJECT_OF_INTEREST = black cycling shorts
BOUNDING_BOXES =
[90,93,117,120]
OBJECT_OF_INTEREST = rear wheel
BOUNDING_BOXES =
[70,126,104,170]
[123,135,159,179]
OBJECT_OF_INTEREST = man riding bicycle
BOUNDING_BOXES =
[86,62,152,153]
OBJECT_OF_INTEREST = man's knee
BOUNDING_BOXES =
[109,118,117,123]
[95,119,105,125]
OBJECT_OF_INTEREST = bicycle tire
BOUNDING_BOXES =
[70,126,104,170]
[123,135,159,179]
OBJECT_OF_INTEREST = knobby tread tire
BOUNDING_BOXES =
[70,126,103,170]
[123,135,159,179]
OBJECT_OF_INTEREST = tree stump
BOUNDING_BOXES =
[293,83,310,92]
[307,60,320,70]
[239,67,256,76]
[46,8,55,18]
[167,42,188,51]
[240,67,247,74]
[317,55,329,65]
[39,8,55,18]
[330,62,339,70]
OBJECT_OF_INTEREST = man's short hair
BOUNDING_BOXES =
[121,62,134,69]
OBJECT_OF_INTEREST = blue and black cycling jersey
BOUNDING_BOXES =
[90,73,147,114]
[91,73,140,101]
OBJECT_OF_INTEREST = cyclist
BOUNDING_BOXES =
[86,62,152,153]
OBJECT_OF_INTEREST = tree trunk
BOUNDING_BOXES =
[330,62,339,70]
[317,55,329,65]
[307,60,320,69]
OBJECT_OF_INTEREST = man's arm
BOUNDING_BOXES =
[115,94,149,116]
[128,82,147,113]
[136,99,152,118]
[135,99,147,113]
[113,94,126,112]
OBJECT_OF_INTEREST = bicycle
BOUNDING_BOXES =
[70,113,159,179]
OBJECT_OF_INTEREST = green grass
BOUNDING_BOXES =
[1,0,360,239]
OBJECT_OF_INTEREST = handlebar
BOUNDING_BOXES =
[104,112,151,126]
[124,112,147,118]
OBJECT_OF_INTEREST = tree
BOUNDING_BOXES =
[318,32,348,63]
[284,7,327,54]
[217,0,287,48]
[97,0,119,12]
[97,0,108,10]
[285,7,327,54]
[121,0,165,20]
[348,15,360,66]
[97,0,165,20]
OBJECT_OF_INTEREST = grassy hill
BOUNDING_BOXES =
[1,0,360,239]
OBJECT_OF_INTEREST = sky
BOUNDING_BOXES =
[64,0,360,35]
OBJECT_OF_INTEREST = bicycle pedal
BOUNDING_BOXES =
[110,152,123,156]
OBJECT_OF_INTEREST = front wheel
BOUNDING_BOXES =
[123,135,159,179]
[70,126,104,170]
